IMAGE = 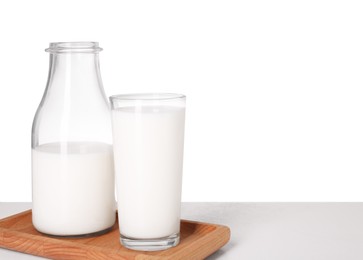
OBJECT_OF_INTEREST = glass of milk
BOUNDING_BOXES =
[110,93,186,251]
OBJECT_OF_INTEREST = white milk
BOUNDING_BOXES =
[112,106,185,239]
[32,142,116,236]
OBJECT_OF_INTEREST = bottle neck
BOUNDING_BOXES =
[46,53,107,103]
[50,53,101,86]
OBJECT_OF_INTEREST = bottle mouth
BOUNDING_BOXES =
[45,42,103,53]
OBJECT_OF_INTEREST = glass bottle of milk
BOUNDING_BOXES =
[31,42,116,236]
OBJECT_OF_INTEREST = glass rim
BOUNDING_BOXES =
[109,93,186,101]
[45,42,103,53]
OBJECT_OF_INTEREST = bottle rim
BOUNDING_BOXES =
[45,42,103,53]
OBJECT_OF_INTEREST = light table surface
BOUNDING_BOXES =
[1,202,363,259]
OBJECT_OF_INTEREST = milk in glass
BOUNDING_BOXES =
[112,106,185,239]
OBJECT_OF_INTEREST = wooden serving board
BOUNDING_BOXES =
[0,210,230,259]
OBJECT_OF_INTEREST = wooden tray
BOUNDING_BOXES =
[0,210,230,259]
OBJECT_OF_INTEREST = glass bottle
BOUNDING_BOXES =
[31,42,116,236]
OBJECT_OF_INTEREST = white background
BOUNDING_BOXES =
[1,0,363,202]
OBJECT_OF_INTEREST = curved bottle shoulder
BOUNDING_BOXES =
[32,87,112,147]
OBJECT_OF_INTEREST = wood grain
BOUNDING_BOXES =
[0,210,230,260]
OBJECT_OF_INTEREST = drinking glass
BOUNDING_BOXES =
[110,93,186,251]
